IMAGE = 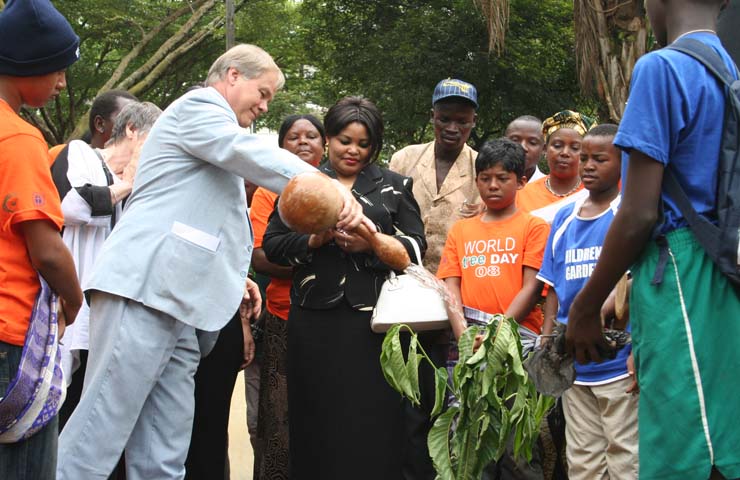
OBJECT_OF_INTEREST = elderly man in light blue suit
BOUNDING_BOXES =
[57,44,367,480]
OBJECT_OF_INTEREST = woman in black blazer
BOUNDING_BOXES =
[263,96,426,480]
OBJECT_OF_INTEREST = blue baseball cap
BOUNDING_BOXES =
[432,78,478,109]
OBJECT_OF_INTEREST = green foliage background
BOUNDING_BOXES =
[298,0,594,160]
[7,0,597,157]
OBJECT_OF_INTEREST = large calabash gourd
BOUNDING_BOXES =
[278,172,411,271]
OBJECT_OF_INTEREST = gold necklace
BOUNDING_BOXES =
[545,176,581,198]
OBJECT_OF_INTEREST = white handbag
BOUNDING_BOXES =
[370,238,449,333]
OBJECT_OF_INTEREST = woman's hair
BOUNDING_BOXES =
[205,44,285,89]
[323,96,384,163]
[584,123,618,139]
[109,102,162,144]
[475,138,525,179]
[278,114,326,148]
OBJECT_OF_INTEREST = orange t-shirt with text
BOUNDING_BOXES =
[0,100,65,345]
[437,210,550,334]
[249,187,291,320]
[517,176,584,213]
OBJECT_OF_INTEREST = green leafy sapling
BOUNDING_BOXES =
[380,315,554,480]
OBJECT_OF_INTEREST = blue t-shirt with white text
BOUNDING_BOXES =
[537,197,631,385]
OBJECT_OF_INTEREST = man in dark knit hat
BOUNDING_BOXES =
[0,0,82,477]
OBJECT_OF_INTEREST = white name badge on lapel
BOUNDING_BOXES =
[171,221,221,252]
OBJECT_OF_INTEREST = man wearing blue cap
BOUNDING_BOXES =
[389,78,480,479]
[0,0,83,478]
[390,78,480,272]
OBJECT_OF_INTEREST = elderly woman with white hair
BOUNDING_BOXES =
[57,100,162,430]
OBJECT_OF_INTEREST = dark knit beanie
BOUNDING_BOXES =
[0,0,80,77]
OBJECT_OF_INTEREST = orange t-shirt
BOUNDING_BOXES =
[437,210,550,334]
[517,176,584,213]
[0,100,64,345]
[249,187,291,320]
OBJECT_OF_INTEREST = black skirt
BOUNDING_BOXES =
[287,300,404,480]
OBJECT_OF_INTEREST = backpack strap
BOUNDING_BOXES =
[667,37,739,86]
[652,37,735,283]
[662,169,721,257]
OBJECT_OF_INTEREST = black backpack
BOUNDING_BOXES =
[664,37,740,286]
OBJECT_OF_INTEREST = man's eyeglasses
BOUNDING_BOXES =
[433,117,475,129]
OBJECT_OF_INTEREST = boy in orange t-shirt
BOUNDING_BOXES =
[438,138,550,346]
[438,136,550,479]
[0,0,83,476]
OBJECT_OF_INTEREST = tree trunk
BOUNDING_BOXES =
[574,0,648,122]
[128,16,221,96]
[66,0,218,140]
[474,0,510,55]
[474,0,648,121]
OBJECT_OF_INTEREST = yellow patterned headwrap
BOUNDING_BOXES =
[542,110,597,143]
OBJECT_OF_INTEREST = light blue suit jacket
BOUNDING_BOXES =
[85,87,315,331]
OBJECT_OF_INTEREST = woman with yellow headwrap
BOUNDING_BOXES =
[517,110,596,215]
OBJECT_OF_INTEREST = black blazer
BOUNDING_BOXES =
[263,162,427,311]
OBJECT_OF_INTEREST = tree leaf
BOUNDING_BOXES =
[431,366,449,417]
[406,334,422,405]
[482,315,515,379]
[506,318,526,377]
[497,408,511,460]
[457,325,480,365]
[391,326,418,401]
[380,324,403,394]
[455,410,480,480]
[474,413,503,474]
[428,407,458,480]
[380,324,415,400]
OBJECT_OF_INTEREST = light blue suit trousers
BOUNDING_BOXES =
[57,292,201,479]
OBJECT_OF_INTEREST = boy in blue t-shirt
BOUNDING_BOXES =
[567,2,740,479]
[538,124,638,479]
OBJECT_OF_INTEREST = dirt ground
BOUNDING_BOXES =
[228,373,253,480]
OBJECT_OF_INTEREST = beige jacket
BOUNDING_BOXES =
[389,141,478,273]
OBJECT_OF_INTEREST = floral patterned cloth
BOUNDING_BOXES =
[0,276,65,443]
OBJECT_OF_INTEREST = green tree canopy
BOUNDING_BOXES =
[3,0,598,152]
[298,0,593,158]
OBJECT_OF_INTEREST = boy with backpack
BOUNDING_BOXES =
[538,124,638,479]
[567,1,740,479]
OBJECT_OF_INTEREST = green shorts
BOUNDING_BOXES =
[631,228,740,480]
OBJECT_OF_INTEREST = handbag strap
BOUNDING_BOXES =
[400,235,422,265]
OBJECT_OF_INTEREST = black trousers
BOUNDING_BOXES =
[184,313,244,480]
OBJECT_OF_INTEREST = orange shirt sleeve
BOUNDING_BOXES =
[48,143,66,166]
[249,187,278,249]
[0,133,63,232]
[522,215,550,270]
[436,220,463,279]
